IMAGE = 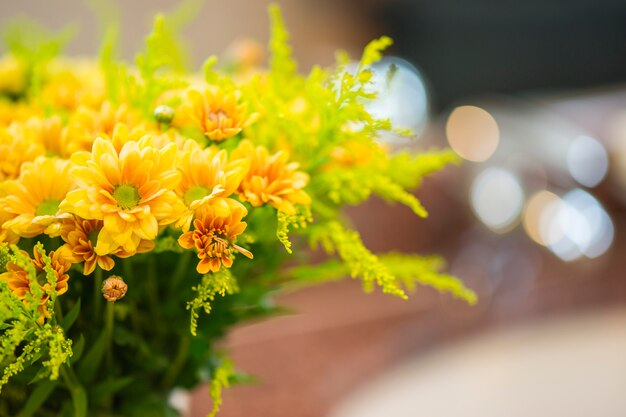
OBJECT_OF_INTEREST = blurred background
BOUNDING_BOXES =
[2,0,625,416]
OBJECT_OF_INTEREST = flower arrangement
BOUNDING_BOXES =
[0,4,476,417]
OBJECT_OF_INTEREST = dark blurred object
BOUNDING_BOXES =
[357,0,626,109]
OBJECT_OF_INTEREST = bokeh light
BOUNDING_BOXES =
[470,167,524,232]
[566,135,608,187]
[367,57,430,141]
[523,190,561,246]
[446,105,499,162]
[529,189,614,261]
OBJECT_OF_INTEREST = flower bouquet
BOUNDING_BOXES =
[0,5,476,417]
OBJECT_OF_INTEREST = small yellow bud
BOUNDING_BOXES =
[101,275,128,302]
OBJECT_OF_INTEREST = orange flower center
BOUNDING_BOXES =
[208,110,228,122]
[113,184,141,209]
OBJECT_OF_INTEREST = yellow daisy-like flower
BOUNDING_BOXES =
[0,101,42,128]
[175,139,249,231]
[0,206,19,245]
[0,246,71,323]
[60,216,154,276]
[178,201,252,274]
[2,157,74,238]
[232,140,311,214]
[182,87,259,141]
[0,55,27,96]
[40,60,105,111]
[0,124,46,181]
[63,102,144,155]
[60,136,185,256]
[60,218,115,275]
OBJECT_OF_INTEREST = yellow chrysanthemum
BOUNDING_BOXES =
[0,55,27,96]
[0,246,71,323]
[60,136,185,255]
[1,157,74,238]
[40,60,104,111]
[0,123,46,181]
[181,87,259,141]
[60,218,115,275]
[175,139,249,231]
[232,140,311,214]
[178,201,252,274]
[0,100,42,128]
[0,205,19,244]
[63,102,145,155]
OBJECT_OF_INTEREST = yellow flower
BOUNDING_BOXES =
[2,157,74,238]
[63,102,144,155]
[0,246,71,323]
[40,60,105,110]
[0,55,27,96]
[181,87,259,141]
[0,101,42,128]
[178,201,252,274]
[60,136,185,255]
[175,139,249,231]
[0,123,46,181]
[0,207,19,245]
[232,140,311,214]
[60,218,115,275]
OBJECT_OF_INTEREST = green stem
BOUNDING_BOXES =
[54,300,64,323]
[146,257,159,319]
[94,268,103,320]
[160,334,191,390]
[105,301,115,370]
[170,250,192,290]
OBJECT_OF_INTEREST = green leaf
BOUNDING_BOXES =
[70,335,85,365]
[60,299,81,331]
[153,236,185,253]
[77,331,106,382]
[91,376,134,404]
[17,380,58,417]
[69,384,87,417]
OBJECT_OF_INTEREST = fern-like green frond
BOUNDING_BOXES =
[360,36,393,67]
[379,253,477,304]
[311,222,407,299]
[187,269,239,336]
[387,149,461,190]
[268,4,297,80]
[276,205,313,254]
[207,357,235,417]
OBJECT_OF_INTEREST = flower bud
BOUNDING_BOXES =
[101,275,127,302]
[154,105,175,125]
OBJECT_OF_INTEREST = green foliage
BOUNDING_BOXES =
[0,244,73,396]
[360,36,393,67]
[207,358,235,417]
[276,206,312,254]
[387,149,461,190]
[3,19,75,97]
[268,4,297,80]
[378,253,477,304]
[311,222,407,299]
[187,270,239,336]
[131,13,189,114]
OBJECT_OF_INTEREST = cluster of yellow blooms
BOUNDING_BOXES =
[0,57,312,318]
